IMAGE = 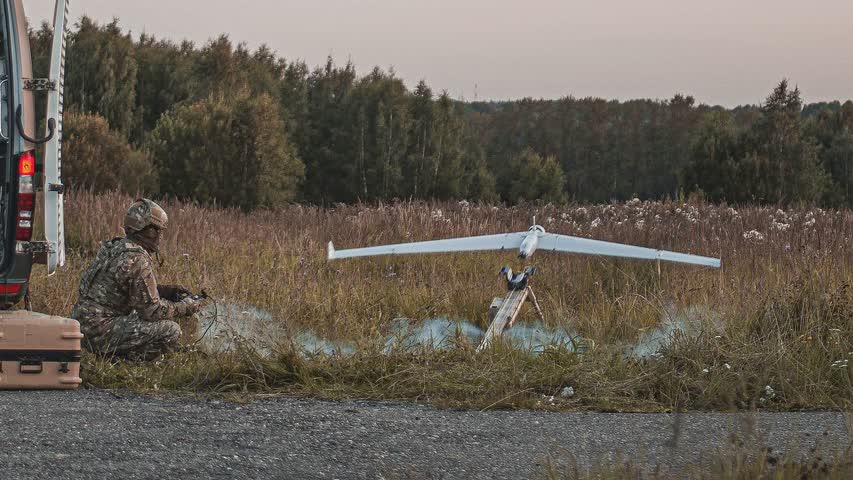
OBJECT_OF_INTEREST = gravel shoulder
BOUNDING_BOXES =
[0,389,849,480]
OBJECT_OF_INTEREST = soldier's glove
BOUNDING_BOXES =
[179,297,203,316]
[158,284,192,302]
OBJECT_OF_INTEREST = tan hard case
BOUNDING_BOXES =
[0,310,83,389]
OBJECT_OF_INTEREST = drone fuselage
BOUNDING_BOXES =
[518,225,546,258]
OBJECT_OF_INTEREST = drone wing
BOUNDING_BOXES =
[537,233,720,268]
[328,232,526,261]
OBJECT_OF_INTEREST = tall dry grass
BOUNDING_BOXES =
[27,192,853,410]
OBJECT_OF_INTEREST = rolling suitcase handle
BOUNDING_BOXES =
[19,359,43,374]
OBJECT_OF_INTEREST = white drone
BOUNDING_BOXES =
[328,221,719,348]
[327,222,721,268]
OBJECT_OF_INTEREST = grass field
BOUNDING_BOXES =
[29,191,853,411]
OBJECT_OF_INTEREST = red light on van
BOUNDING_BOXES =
[19,153,34,175]
[16,151,36,241]
[0,283,22,295]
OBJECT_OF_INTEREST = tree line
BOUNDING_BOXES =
[31,18,853,209]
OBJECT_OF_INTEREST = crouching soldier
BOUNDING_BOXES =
[71,199,204,361]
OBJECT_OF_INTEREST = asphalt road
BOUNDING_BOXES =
[0,389,849,480]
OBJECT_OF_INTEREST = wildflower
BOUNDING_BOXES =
[685,205,700,223]
[724,363,731,370]
[702,368,710,374]
[759,386,777,404]
[804,217,816,228]
[743,230,765,242]
[771,219,789,231]
[590,218,602,229]
[546,216,554,225]
[635,220,645,230]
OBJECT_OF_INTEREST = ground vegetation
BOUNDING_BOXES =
[29,192,852,412]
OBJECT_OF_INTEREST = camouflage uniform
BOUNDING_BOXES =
[71,237,198,360]
[71,197,203,361]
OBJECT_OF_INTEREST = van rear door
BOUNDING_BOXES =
[0,0,22,276]
[43,0,69,275]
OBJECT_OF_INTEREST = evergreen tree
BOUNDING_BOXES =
[148,92,303,209]
[746,80,828,203]
[503,148,567,204]
[823,129,853,205]
[406,80,435,197]
[132,35,197,144]
[65,17,138,136]
[298,58,358,203]
[683,111,740,202]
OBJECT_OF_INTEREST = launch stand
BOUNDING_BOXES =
[477,267,545,352]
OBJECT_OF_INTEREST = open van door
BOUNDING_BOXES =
[0,0,29,278]
[0,0,69,305]
[0,3,11,274]
[0,0,69,303]
[42,0,70,275]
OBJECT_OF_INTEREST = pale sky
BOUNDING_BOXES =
[24,0,853,107]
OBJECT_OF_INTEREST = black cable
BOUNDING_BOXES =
[192,295,218,346]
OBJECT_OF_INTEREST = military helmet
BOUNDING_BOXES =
[124,198,168,234]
